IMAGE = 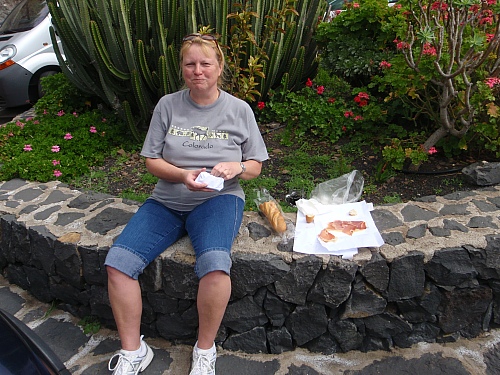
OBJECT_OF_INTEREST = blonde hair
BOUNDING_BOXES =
[179,36,226,87]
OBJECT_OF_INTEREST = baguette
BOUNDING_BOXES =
[259,201,287,233]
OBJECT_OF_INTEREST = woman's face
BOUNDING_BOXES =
[182,44,222,95]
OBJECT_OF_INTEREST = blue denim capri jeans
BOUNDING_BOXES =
[104,194,244,280]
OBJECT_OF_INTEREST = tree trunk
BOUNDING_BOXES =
[406,127,449,172]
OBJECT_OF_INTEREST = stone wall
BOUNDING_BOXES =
[1,179,500,355]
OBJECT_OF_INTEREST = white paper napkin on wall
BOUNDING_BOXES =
[293,201,384,258]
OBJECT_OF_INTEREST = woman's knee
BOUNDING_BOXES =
[106,265,130,283]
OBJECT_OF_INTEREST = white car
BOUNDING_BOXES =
[0,0,62,109]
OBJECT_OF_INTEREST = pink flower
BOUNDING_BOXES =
[16,120,24,129]
[305,78,313,87]
[394,39,409,50]
[53,170,62,178]
[428,146,438,155]
[344,111,354,118]
[52,160,60,166]
[43,109,48,115]
[57,110,65,116]
[352,2,360,7]
[51,145,60,153]
[26,117,34,121]
[342,126,347,132]
[33,120,39,125]
[73,112,78,117]
[380,60,392,69]
[354,93,369,107]
[257,101,265,110]
[469,4,480,13]
[64,133,73,140]
[23,144,32,152]
[430,1,447,11]
[89,126,97,133]
[354,115,364,121]
[485,77,500,88]
[102,118,107,122]
[328,97,336,104]
[486,34,495,42]
[316,86,325,95]
[422,43,437,56]
[480,16,493,25]
[357,92,370,100]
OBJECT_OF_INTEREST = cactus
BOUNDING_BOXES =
[48,0,323,140]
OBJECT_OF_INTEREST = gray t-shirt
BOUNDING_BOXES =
[141,89,269,211]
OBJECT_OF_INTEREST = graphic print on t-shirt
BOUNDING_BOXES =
[168,124,229,142]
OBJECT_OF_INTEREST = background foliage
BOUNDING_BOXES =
[3,0,500,208]
[48,0,325,141]
[374,0,500,155]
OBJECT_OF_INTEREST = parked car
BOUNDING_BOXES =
[0,308,70,375]
[0,0,61,109]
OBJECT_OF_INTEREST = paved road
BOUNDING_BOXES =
[0,105,32,124]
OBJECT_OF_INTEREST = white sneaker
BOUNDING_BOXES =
[189,344,216,375]
[108,337,154,375]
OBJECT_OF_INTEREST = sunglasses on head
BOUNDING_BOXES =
[182,33,219,48]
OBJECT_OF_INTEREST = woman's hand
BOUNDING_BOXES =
[212,160,262,180]
[211,162,242,180]
[183,168,213,192]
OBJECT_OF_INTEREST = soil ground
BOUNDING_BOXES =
[85,126,498,206]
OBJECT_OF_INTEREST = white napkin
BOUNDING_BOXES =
[195,172,224,191]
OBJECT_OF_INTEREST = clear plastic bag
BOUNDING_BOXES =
[254,188,287,233]
[310,170,364,205]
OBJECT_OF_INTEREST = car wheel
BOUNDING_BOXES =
[28,68,60,104]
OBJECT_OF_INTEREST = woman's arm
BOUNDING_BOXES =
[211,160,262,181]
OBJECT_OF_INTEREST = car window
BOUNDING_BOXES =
[0,0,48,35]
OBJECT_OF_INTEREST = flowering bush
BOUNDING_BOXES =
[471,75,500,156]
[0,110,123,182]
[257,72,388,143]
[377,136,433,181]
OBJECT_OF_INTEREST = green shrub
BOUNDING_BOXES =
[316,0,402,87]
[35,73,96,116]
[469,80,500,157]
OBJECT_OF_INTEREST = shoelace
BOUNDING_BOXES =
[192,353,214,373]
[108,353,139,375]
